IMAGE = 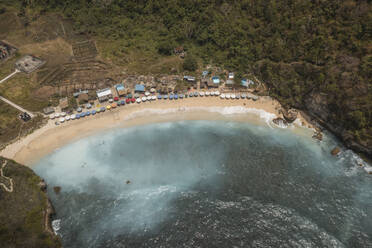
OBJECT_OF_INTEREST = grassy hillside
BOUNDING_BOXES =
[0,0,371,156]
[0,157,61,248]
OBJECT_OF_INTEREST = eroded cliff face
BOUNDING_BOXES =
[0,157,61,248]
[304,91,372,159]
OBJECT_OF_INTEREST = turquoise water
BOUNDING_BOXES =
[34,120,372,247]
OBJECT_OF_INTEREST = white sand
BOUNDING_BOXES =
[0,97,312,166]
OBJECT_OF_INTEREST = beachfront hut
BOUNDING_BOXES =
[115,84,126,96]
[226,80,234,87]
[241,79,255,88]
[228,72,234,79]
[97,88,112,102]
[43,107,55,115]
[212,76,220,85]
[135,84,145,93]
[183,76,196,83]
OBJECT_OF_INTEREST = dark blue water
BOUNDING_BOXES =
[34,121,372,247]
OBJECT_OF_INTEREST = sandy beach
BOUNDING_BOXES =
[0,96,312,166]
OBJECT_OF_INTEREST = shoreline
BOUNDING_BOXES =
[0,96,312,166]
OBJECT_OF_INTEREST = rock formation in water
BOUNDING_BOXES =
[0,157,61,248]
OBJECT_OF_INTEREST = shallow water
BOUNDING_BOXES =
[34,120,372,247]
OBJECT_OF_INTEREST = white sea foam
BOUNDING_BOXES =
[52,219,61,235]
[123,106,277,128]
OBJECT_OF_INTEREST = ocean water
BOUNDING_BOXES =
[34,120,372,248]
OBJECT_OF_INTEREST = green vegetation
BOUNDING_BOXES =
[183,54,198,71]
[0,157,61,248]
[0,0,371,155]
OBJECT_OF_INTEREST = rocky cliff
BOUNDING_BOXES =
[0,157,61,248]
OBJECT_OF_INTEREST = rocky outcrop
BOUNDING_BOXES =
[280,108,298,123]
[273,117,288,126]
[331,147,341,156]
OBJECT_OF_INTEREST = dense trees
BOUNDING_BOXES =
[8,0,372,149]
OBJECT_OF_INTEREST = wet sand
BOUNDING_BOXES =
[0,96,312,166]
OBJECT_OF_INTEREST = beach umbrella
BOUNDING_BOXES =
[106,105,111,110]
[220,94,225,99]
[100,107,106,112]
[145,91,150,96]
[80,112,85,117]
[141,96,147,102]
[163,95,168,99]
[59,117,65,123]
[117,101,121,106]
[241,94,247,99]
[55,113,60,118]
[86,103,92,109]
[131,98,136,103]
[175,94,178,99]
[49,114,55,119]
[61,112,66,117]
[77,107,82,112]
[126,98,131,104]
[66,115,71,121]
[114,96,119,101]
[231,94,236,99]
[226,94,231,99]
[96,108,101,113]
[211,91,215,96]
[134,93,140,98]
[200,92,205,97]
[146,96,152,101]
[76,114,80,119]
[194,92,199,97]
[179,94,184,99]
[157,95,162,100]
[205,91,210,96]
[71,114,76,120]
[188,92,193,97]
[92,110,96,115]
[86,111,91,116]
[169,94,174,100]
[120,100,125,105]
[236,94,240,99]
[151,95,156,100]
[215,91,220,96]
[112,103,117,108]
[127,94,132,98]
[136,98,141,103]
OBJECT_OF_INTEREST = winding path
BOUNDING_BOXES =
[0,160,14,192]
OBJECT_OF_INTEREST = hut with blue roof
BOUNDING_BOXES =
[135,84,145,93]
